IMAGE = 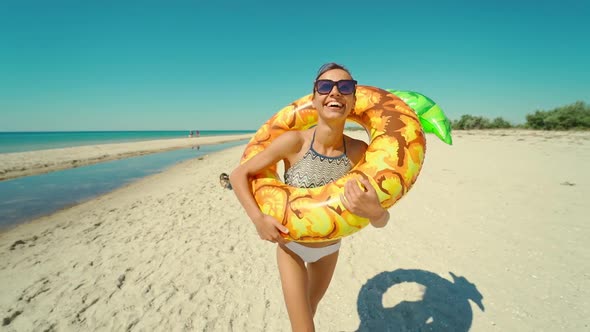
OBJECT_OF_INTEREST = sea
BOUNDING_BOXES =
[0,130,254,229]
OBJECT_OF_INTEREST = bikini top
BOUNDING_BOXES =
[284,130,353,188]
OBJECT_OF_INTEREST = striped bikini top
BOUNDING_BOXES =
[284,130,353,188]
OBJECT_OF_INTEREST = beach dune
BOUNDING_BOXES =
[0,130,588,331]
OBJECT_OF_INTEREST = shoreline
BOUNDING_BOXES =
[0,134,252,181]
[0,138,251,232]
[3,129,586,182]
[0,154,214,235]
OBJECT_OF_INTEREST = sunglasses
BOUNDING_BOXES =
[314,79,358,95]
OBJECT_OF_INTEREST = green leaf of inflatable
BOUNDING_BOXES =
[386,89,453,145]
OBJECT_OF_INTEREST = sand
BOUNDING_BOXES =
[0,130,588,331]
[0,134,252,181]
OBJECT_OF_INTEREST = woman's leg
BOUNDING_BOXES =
[307,250,339,317]
[277,245,315,332]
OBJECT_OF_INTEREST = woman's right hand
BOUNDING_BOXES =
[253,214,290,244]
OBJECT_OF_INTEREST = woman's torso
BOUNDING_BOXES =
[283,129,353,247]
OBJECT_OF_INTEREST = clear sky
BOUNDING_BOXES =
[1,0,588,131]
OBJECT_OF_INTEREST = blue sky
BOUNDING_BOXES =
[1,0,588,131]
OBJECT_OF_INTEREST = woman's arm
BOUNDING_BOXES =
[342,136,390,228]
[230,131,302,242]
[342,178,390,228]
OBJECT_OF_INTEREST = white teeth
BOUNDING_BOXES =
[328,102,343,107]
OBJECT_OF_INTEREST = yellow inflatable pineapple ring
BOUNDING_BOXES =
[241,86,426,243]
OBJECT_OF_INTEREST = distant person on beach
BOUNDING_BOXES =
[188,130,193,138]
[196,130,200,137]
[219,173,232,189]
[230,63,389,331]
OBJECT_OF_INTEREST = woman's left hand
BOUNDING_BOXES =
[341,177,385,220]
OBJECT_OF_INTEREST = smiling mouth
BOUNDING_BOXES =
[326,101,344,110]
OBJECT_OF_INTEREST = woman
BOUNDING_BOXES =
[230,63,389,331]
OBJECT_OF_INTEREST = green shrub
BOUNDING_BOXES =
[452,115,512,130]
[525,101,590,130]
[490,117,513,129]
[451,101,589,130]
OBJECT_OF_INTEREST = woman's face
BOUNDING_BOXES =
[312,69,356,122]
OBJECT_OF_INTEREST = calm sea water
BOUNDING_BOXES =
[0,140,246,230]
[0,130,255,153]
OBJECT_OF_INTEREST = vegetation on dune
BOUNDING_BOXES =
[524,101,590,130]
[452,115,513,130]
[451,101,589,130]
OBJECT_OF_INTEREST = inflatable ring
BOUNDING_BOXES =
[240,86,426,243]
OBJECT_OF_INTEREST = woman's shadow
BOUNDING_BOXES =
[356,269,484,332]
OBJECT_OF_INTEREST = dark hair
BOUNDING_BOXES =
[314,62,353,81]
[313,63,354,95]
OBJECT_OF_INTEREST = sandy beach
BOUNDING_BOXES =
[0,129,588,331]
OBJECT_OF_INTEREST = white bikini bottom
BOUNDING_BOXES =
[284,241,341,263]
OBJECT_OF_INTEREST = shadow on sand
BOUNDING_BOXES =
[356,269,484,332]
